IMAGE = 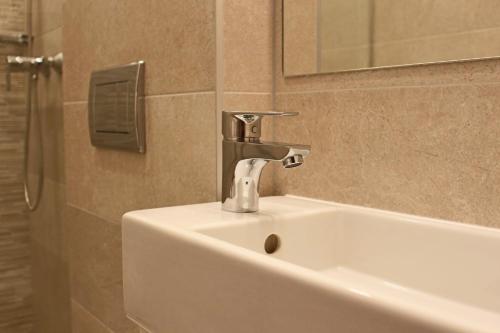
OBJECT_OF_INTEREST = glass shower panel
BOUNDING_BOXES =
[0,0,34,331]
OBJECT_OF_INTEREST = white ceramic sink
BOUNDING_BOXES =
[122,196,500,333]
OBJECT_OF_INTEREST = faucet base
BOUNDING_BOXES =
[221,203,258,213]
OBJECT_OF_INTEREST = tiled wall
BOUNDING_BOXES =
[273,1,500,229]
[54,1,500,332]
[62,0,217,331]
[28,0,71,332]
[0,0,34,331]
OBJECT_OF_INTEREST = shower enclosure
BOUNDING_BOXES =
[0,0,34,330]
[0,0,70,331]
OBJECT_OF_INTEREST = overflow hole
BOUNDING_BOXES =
[264,234,280,254]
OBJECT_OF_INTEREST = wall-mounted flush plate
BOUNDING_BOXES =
[88,61,145,153]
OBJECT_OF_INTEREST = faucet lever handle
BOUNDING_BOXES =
[222,110,299,141]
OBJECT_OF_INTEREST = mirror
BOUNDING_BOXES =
[283,0,500,76]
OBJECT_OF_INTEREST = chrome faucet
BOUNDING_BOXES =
[222,111,310,213]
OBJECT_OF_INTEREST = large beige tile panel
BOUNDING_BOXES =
[66,205,139,332]
[63,102,154,224]
[30,245,70,333]
[399,85,500,172]
[224,0,273,92]
[29,179,70,333]
[476,165,500,227]
[29,179,66,258]
[32,0,64,36]
[274,86,500,229]
[223,92,273,112]
[147,93,217,209]
[63,0,215,102]
[274,91,366,204]
[64,93,216,223]
[71,299,138,333]
[33,26,62,55]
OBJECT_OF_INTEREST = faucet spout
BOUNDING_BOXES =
[222,140,310,212]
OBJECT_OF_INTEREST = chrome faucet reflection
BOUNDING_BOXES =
[222,111,310,213]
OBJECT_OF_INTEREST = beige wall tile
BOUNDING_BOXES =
[64,93,216,223]
[32,0,64,36]
[71,299,137,333]
[29,180,66,258]
[147,93,217,209]
[63,102,154,223]
[63,0,216,102]
[29,175,70,333]
[477,167,500,229]
[274,91,365,203]
[66,205,139,332]
[223,92,273,112]
[274,0,500,229]
[224,0,274,92]
[30,244,71,333]
[274,84,500,228]
[33,26,62,55]
[29,181,69,333]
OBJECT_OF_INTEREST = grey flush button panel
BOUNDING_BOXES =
[88,61,145,153]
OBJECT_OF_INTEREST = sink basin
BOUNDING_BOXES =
[122,196,500,333]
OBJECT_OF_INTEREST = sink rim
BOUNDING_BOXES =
[123,195,500,333]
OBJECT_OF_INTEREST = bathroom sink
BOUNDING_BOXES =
[122,196,500,333]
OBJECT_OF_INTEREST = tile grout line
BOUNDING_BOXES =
[224,91,273,95]
[63,90,217,106]
[33,25,62,39]
[66,203,121,226]
[145,90,215,99]
[32,23,63,37]
[275,79,500,95]
[71,299,116,333]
